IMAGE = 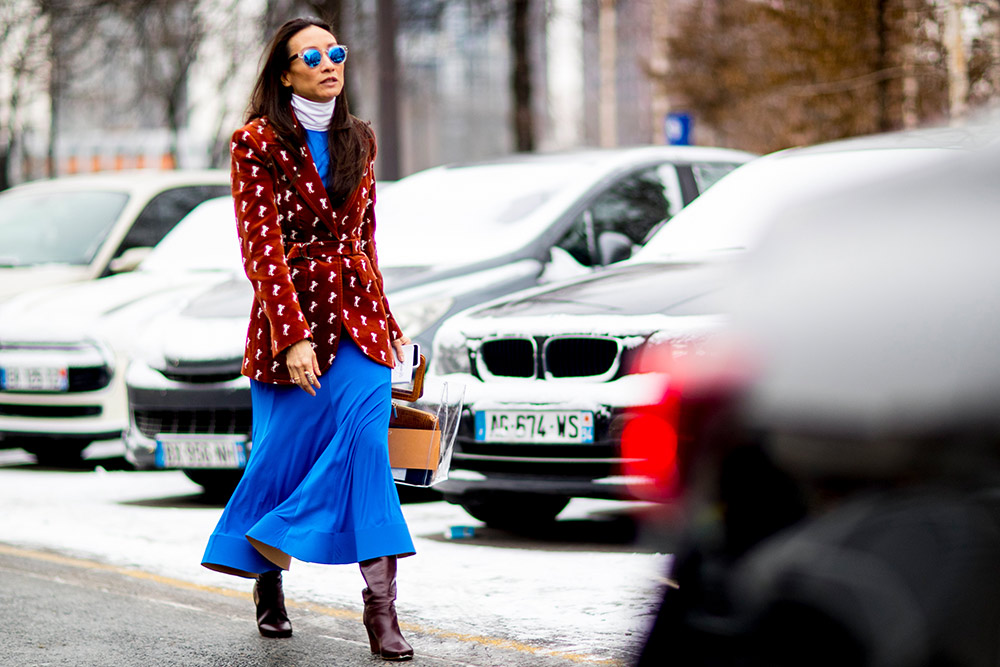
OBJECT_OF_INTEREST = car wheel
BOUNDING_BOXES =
[183,469,244,500]
[457,493,570,531]
[23,443,87,468]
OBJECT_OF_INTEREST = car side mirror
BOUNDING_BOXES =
[540,247,589,283]
[597,231,634,266]
[109,247,152,273]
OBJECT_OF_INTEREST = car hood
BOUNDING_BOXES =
[380,265,437,291]
[379,250,546,295]
[461,260,731,324]
[0,270,235,353]
[430,260,735,359]
[136,277,252,368]
[0,265,92,303]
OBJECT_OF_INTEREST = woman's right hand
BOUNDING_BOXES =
[285,339,322,396]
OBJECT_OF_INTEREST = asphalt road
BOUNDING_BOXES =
[0,446,669,666]
[0,545,612,667]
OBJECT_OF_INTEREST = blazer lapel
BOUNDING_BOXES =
[259,120,333,227]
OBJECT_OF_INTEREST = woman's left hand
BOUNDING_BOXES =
[391,335,411,367]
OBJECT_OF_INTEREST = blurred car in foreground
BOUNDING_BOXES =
[119,146,752,496]
[635,128,1000,666]
[0,170,229,302]
[422,129,969,528]
[0,198,243,464]
[373,146,754,353]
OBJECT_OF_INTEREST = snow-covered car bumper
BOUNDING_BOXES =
[123,358,251,470]
[0,342,126,444]
[427,372,668,500]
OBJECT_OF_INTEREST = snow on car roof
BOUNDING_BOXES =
[444,144,756,170]
[5,169,229,198]
[634,145,953,262]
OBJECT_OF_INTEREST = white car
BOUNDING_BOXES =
[422,132,965,528]
[0,197,244,464]
[372,146,755,354]
[0,170,230,302]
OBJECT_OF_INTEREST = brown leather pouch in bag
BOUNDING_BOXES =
[389,403,438,430]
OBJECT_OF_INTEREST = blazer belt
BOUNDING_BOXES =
[286,239,363,260]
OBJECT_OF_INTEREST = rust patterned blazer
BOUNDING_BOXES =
[231,116,403,384]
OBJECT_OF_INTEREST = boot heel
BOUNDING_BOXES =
[360,556,413,660]
[254,571,293,638]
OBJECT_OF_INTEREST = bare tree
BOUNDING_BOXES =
[943,0,970,120]
[661,0,965,153]
[35,0,125,177]
[376,0,402,178]
[0,2,47,188]
[263,1,347,40]
[511,0,535,151]
[966,0,1000,109]
[202,0,258,167]
[113,0,204,168]
[402,0,537,153]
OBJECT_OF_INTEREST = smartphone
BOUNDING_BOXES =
[391,343,420,384]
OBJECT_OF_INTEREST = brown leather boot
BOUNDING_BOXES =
[360,556,413,660]
[253,570,292,638]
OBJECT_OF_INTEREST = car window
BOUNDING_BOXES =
[139,197,244,273]
[374,161,597,267]
[691,162,740,192]
[556,166,678,267]
[113,185,230,257]
[0,190,129,267]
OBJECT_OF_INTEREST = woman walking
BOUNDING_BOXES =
[202,17,415,661]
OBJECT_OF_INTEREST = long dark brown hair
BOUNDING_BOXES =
[247,17,371,207]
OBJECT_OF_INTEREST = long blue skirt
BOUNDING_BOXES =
[202,335,415,578]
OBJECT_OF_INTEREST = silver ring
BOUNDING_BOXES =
[306,372,315,380]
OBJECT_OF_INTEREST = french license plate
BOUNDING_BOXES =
[154,435,248,469]
[0,365,69,392]
[475,410,594,444]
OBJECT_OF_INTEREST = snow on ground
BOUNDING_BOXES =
[0,464,671,664]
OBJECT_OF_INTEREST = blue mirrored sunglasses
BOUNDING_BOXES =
[290,45,348,68]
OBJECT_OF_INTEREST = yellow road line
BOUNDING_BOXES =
[0,543,624,665]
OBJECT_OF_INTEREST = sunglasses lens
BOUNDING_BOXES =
[328,46,347,63]
[301,48,322,68]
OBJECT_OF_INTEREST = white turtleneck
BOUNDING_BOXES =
[291,93,336,131]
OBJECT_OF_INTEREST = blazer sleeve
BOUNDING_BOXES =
[231,127,311,356]
[361,177,404,341]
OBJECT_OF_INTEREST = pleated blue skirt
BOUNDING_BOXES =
[202,335,415,577]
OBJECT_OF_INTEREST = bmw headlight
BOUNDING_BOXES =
[429,322,472,376]
[390,296,454,340]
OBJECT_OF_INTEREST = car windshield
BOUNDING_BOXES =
[0,189,129,267]
[374,161,594,267]
[139,197,244,273]
[635,148,951,261]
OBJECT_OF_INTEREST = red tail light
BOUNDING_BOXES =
[621,411,679,496]
[621,345,684,500]
[620,336,753,501]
